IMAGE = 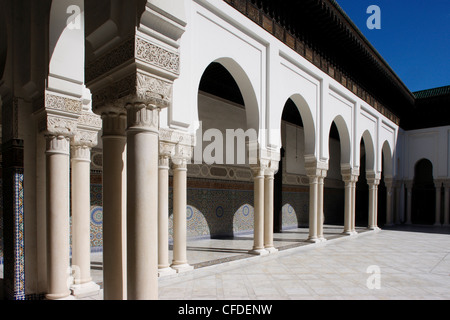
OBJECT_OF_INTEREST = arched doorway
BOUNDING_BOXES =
[412,159,435,225]
[356,139,369,227]
[194,60,257,239]
[275,98,307,232]
[324,118,351,228]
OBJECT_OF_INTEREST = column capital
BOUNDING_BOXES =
[101,108,127,137]
[342,167,359,184]
[250,158,270,178]
[366,171,381,186]
[443,180,450,189]
[37,91,84,138]
[126,103,160,134]
[71,145,91,162]
[305,159,328,178]
[45,135,71,156]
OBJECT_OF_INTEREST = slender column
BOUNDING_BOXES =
[250,164,269,255]
[343,177,353,235]
[158,150,177,276]
[70,145,100,297]
[342,170,358,236]
[101,110,127,300]
[45,135,71,300]
[317,171,327,242]
[368,177,381,230]
[264,169,278,253]
[444,181,450,227]
[171,152,194,271]
[434,180,442,226]
[126,104,160,300]
[351,179,358,233]
[385,179,394,226]
[307,174,319,243]
[405,180,413,225]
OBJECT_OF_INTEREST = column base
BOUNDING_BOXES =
[70,281,101,299]
[318,237,327,243]
[170,263,194,273]
[45,291,73,301]
[434,223,442,227]
[158,267,177,277]
[307,237,321,243]
[248,248,269,256]
[368,226,381,232]
[264,247,279,254]
[343,231,358,236]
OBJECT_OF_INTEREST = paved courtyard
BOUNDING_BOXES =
[83,225,450,300]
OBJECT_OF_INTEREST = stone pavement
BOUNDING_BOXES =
[83,225,450,300]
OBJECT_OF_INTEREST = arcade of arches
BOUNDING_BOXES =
[0,0,449,301]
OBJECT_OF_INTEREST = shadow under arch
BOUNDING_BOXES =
[197,57,260,133]
[412,158,435,225]
[329,115,352,166]
[323,117,351,226]
[287,94,316,157]
[274,96,313,231]
[361,130,376,173]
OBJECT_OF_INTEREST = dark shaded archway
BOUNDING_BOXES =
[412,159,435,225]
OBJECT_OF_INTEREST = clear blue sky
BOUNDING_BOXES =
[336,0,450,93]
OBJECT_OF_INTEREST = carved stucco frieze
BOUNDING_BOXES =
[38,93,83,138]
[87,36,180,85]
[93,72,173,111]
[135,37,180,75]
[38,114,78,137]
[45,93,83,115]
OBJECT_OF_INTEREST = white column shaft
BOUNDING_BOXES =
[251,167,266,254]
[264,173,276,252]
[308,176,319,242]
[71,147,92,285]
[126,106,159,300]
[344,181,352,234]
[171,162,190,267]
[158,156,171,270]
[102,113,127,300]
[45,135,71,300]
[317,175,325,241]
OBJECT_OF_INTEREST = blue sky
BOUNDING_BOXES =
[336,0,450,93]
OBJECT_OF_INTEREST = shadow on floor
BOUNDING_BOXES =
[382,224,450,235]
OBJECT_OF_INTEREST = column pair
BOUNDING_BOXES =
[367,173,381,230]
[306,161,328,243]
[342,169,359,235]
[70,111,102,298]
[99,102,161,300]
[249,160,279,255]
[159,142,194,274]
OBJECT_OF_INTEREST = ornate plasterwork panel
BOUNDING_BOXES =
[86,36,180,85]
[92,72,173,111]
[135,37,180,75]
